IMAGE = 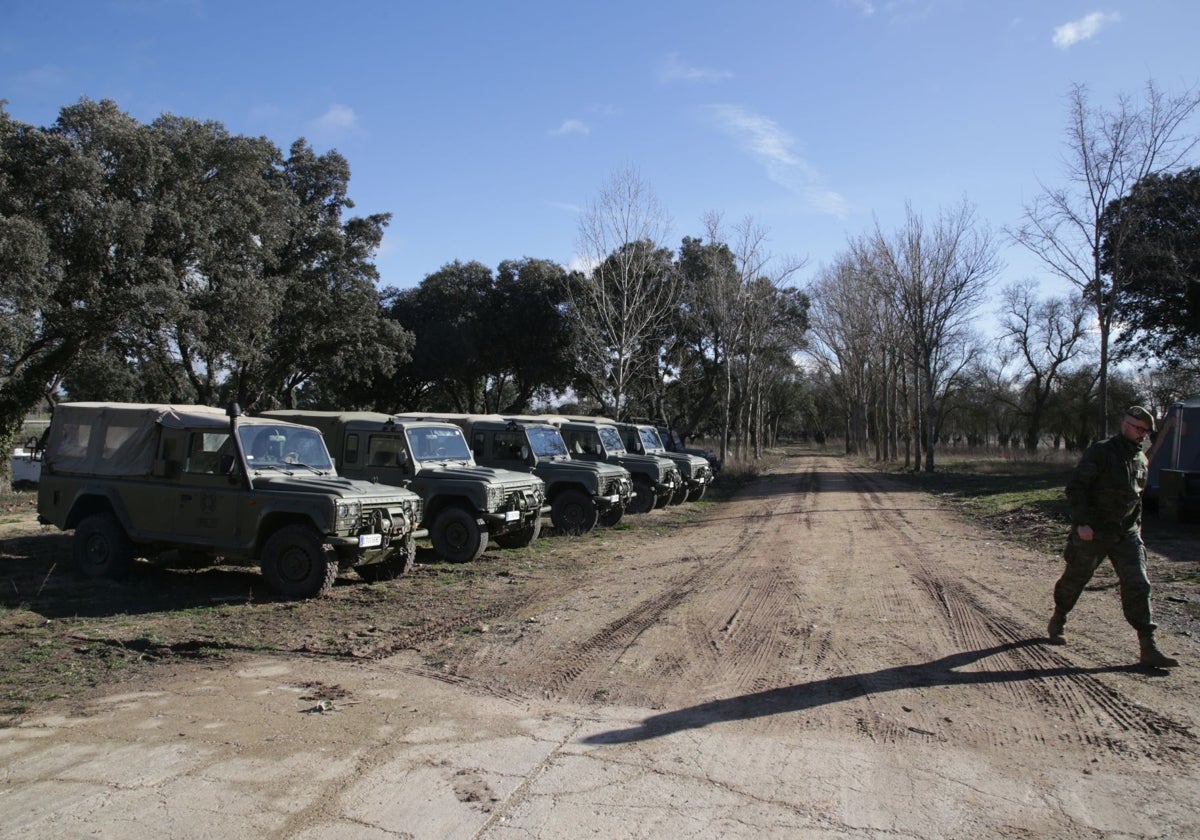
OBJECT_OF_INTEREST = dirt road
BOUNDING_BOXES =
[2,452,1198,838]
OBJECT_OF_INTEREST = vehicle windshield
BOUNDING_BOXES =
[527,426,568,458]
[239,425,333,471]
[597,426,626,455]
[639,426,665,451]
[406,426,473,463]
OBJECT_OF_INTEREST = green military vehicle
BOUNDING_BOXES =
[36,402,424,598]
[260,411,547,564]
[536,415,681,515]
[610,420,714,503]
[399,413,634,534]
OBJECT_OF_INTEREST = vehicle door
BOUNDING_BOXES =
[171,430,247,547]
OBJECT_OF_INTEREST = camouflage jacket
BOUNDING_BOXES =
[1065,433,1148,537]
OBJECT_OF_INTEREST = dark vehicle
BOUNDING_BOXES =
[631,417,723,475]
[36,402,423,598]
[261,411,547,563]
[613,421,714,503]
[536,415,681,515]
[400,413,634,534]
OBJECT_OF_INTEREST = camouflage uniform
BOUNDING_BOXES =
[1053,433,1154,631]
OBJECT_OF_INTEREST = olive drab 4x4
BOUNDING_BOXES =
[36,402,423,599]
[396,413,634,535]
[260,411,547,564]
[612,420,714,503]
[535,415,681,515]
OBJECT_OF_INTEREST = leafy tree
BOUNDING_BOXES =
[254,141,407,410]
[1101,167,1200,370]
[386,260,495,413]
[0,99,171,468]
[491,258,577,412]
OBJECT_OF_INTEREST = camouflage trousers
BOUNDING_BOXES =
[1053,530,1155,632]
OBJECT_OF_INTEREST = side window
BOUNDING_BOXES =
[471,431,486,461]
[184,432,229,474]
[345,433,360,466]
[367,435,408,471]
[493,431,524,465]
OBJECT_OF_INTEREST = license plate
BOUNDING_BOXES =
[604,495,620,503]
[504,511,521,522]
[358,533,383,548]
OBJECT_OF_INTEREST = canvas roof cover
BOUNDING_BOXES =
[44,403,302,476]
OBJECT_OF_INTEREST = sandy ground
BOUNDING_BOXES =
[1,452,1197,839]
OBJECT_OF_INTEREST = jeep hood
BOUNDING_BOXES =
[416,463,539,487]
[253,473,417,503]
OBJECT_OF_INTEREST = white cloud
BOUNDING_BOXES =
[1052,11,1120,49]
[312,103,358,133]
[660,52,732,84]
[550,119,590,137]
[707,104,847,218]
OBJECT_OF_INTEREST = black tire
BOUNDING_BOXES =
[686,484,707,503]
[495,516,542,548]
[431,507,487,563]
[627,477,656,514]
[260,524,338,598]
[550,488,599,535]
[356,536,416,582]
[598,505,625,527]
[73,513,134,580]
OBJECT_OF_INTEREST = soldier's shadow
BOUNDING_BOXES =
[582,639,1144,745]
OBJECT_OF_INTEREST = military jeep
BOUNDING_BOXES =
[611,420,714,503]
[536,415,681,515]
[36,402,423,598]
[399,413,634,534]
[260,411,547,564]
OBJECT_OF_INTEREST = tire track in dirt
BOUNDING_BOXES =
[422,460,820,708]
[842,466,1195,763]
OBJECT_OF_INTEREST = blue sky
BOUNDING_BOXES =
[3,1,1199,314]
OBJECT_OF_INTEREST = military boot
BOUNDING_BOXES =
[1138,630,1180,668]
[1047,610,1067,645]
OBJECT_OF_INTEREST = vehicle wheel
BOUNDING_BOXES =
[495,516,541,548]
[356,536,416,581]
[627,477,656,514]
[669,482,689,505]
[686,484,707,503]
[598,505,625,527]
[73,513,134,580]
[551,488,599,535]
[431,507,487,563]
[260,524,338,598]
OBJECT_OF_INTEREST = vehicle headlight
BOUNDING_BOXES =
[485,485,504,510]
[336,500,361,522]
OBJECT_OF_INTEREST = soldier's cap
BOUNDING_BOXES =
[1125,405,1156,433]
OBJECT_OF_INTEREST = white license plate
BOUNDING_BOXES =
[504,511,521,522]
[604,495,620,504]
[358,533,383,548]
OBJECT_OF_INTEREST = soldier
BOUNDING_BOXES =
[1047,406,1179,668]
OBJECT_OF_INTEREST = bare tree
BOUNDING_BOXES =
[868,200,1000,472]
[571,167,675,415]
[1010,80,1200,438]
[696,213,804,461]
[997,280,1092,451]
